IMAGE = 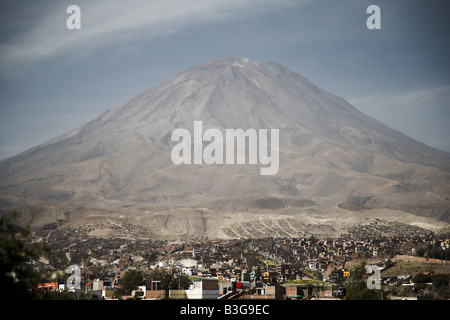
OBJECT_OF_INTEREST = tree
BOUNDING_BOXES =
[412,273,432,284]
[415,247,426,257]
[432,274,449,300]
[432,274,448,289]
[145,253,158,265]
[149,268,174,290]
[148,268,191,290]
[174,273,192,290]
[268,276,278,286]
[121,269,145,294]
[0,210,47,299]
[329,267,344,287]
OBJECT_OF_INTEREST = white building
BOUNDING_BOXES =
[186,279,219,299]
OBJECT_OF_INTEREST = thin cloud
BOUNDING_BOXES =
[348,85,450,151]
[0,0,300,74]
[349,85,450,114]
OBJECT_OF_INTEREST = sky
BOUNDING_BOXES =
[0,0,449,160]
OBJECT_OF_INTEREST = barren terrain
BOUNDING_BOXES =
[1,57,449,238]
[6,197,448,241]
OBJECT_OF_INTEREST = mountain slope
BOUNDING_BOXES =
[1,56,449,228]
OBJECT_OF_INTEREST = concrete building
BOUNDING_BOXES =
[186,279,219,299]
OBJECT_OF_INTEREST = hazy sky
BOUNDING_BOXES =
[0,0,449,160]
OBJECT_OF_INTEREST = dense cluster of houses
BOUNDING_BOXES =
[32,222,449,299]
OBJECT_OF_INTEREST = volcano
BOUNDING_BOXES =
[1,56,449,239]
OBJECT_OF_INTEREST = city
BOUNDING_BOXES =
[17,217,450,301]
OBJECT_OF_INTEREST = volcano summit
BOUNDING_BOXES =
[1,56,449,239]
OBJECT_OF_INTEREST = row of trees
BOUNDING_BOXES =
[415,241,450,260]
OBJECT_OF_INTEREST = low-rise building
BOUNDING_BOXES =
[186,279,219,299]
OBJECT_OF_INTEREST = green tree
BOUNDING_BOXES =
[412,273,432,284]
[149,268,174,290]
[173,273,191,290]
[432,274,449,300]
[0,210,47,299]
[415,247,426,257]
[145,253,158,265]
[432,274,448,289]
[268,275,278,286]
[344,261,383,300]
[121,269,145,294]
[329,267,344,287]
[148,268,191,290]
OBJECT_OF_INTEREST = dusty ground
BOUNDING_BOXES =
[12,199,446,241]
